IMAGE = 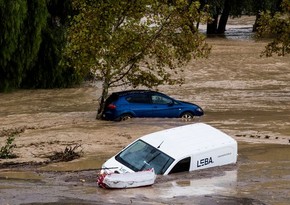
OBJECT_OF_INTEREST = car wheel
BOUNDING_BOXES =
[119,114,132,121]
[180,112,194,121]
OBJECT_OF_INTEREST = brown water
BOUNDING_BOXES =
[0,18,290,204]
[0,143,289,205]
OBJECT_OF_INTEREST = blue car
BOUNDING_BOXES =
[101,90,204,121]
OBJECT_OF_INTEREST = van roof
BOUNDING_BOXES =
[140,123,236,160]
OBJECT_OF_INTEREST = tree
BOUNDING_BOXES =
[0,0,28,91]
[65,0,211,119]
[257,0,290,56]
[21,0,80,88]
[204,0,282,34]
[251,0,282,31]
[0,0,47,92]
[205,0,222,34]
[217,0,230,34]
[205,0,242,34]
[0,0,79,91]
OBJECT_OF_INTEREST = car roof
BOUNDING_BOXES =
[139,123,236,160]
[112,90,161,96]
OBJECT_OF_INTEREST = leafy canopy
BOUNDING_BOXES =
[0,0,47,91]
[257,0,290,56]
[65,0,211,116]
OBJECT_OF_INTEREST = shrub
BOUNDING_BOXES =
[48,144,83,162]
[0,134,17,159]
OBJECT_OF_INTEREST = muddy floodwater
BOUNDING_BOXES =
[0,17,290,204]
[0,143,289,205]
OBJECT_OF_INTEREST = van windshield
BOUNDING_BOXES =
[115,140,174,175]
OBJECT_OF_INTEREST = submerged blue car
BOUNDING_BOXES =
[101,90,204,121]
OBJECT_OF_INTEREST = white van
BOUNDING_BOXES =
[101,123,238,175]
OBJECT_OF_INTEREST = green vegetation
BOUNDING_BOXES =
[0,0,80,92]
[21,0,81,89]
[0,134,17,159]
[257,0,290,56]
[65,0,211,118]
[0,0,47,91]
[0,128,24,159]
[203,0,283,34]
[0,0,289,97]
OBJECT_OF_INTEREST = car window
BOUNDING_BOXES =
[126,94,150,104]
[115,140,174,175]
[105,94,119,106]
[151,95,172,104]
[169,157,191,174]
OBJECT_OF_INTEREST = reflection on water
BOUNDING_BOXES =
[158,170,237,197]
[39,154,108,172]
[96,170,237,202]
[199,25,255,40]
[0,170,42,181]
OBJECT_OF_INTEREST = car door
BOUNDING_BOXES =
[125,94,153,117]
[150,94,180,117]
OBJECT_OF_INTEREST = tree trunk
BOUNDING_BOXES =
[196,0,206,29]
[206,13,218,34]
[252,13,261,32]
[217,0,230,34]
[96,81,109,119]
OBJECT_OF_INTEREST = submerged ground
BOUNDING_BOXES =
[0,17,290,204]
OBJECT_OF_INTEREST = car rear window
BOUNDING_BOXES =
[105,94,119,106]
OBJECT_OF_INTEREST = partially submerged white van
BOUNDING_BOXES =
[101,123,238,175]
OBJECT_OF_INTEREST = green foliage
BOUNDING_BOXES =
[203,0,283,34]
[65,0,211,117]
[249,0,281,14]
[21,0,82,88]
[0,0,28,91]
[28,0,83,88]
[0,0,48,92]
[219,0,281,16]
[0,134,17,159]
[0,0,80,91]
[257,0,290,56]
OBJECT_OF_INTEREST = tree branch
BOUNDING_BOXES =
[109,12,173,86]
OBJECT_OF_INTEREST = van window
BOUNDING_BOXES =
[169,157,191,174]
[115,140,174,175]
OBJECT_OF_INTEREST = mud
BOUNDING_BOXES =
[0,16,290,204]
